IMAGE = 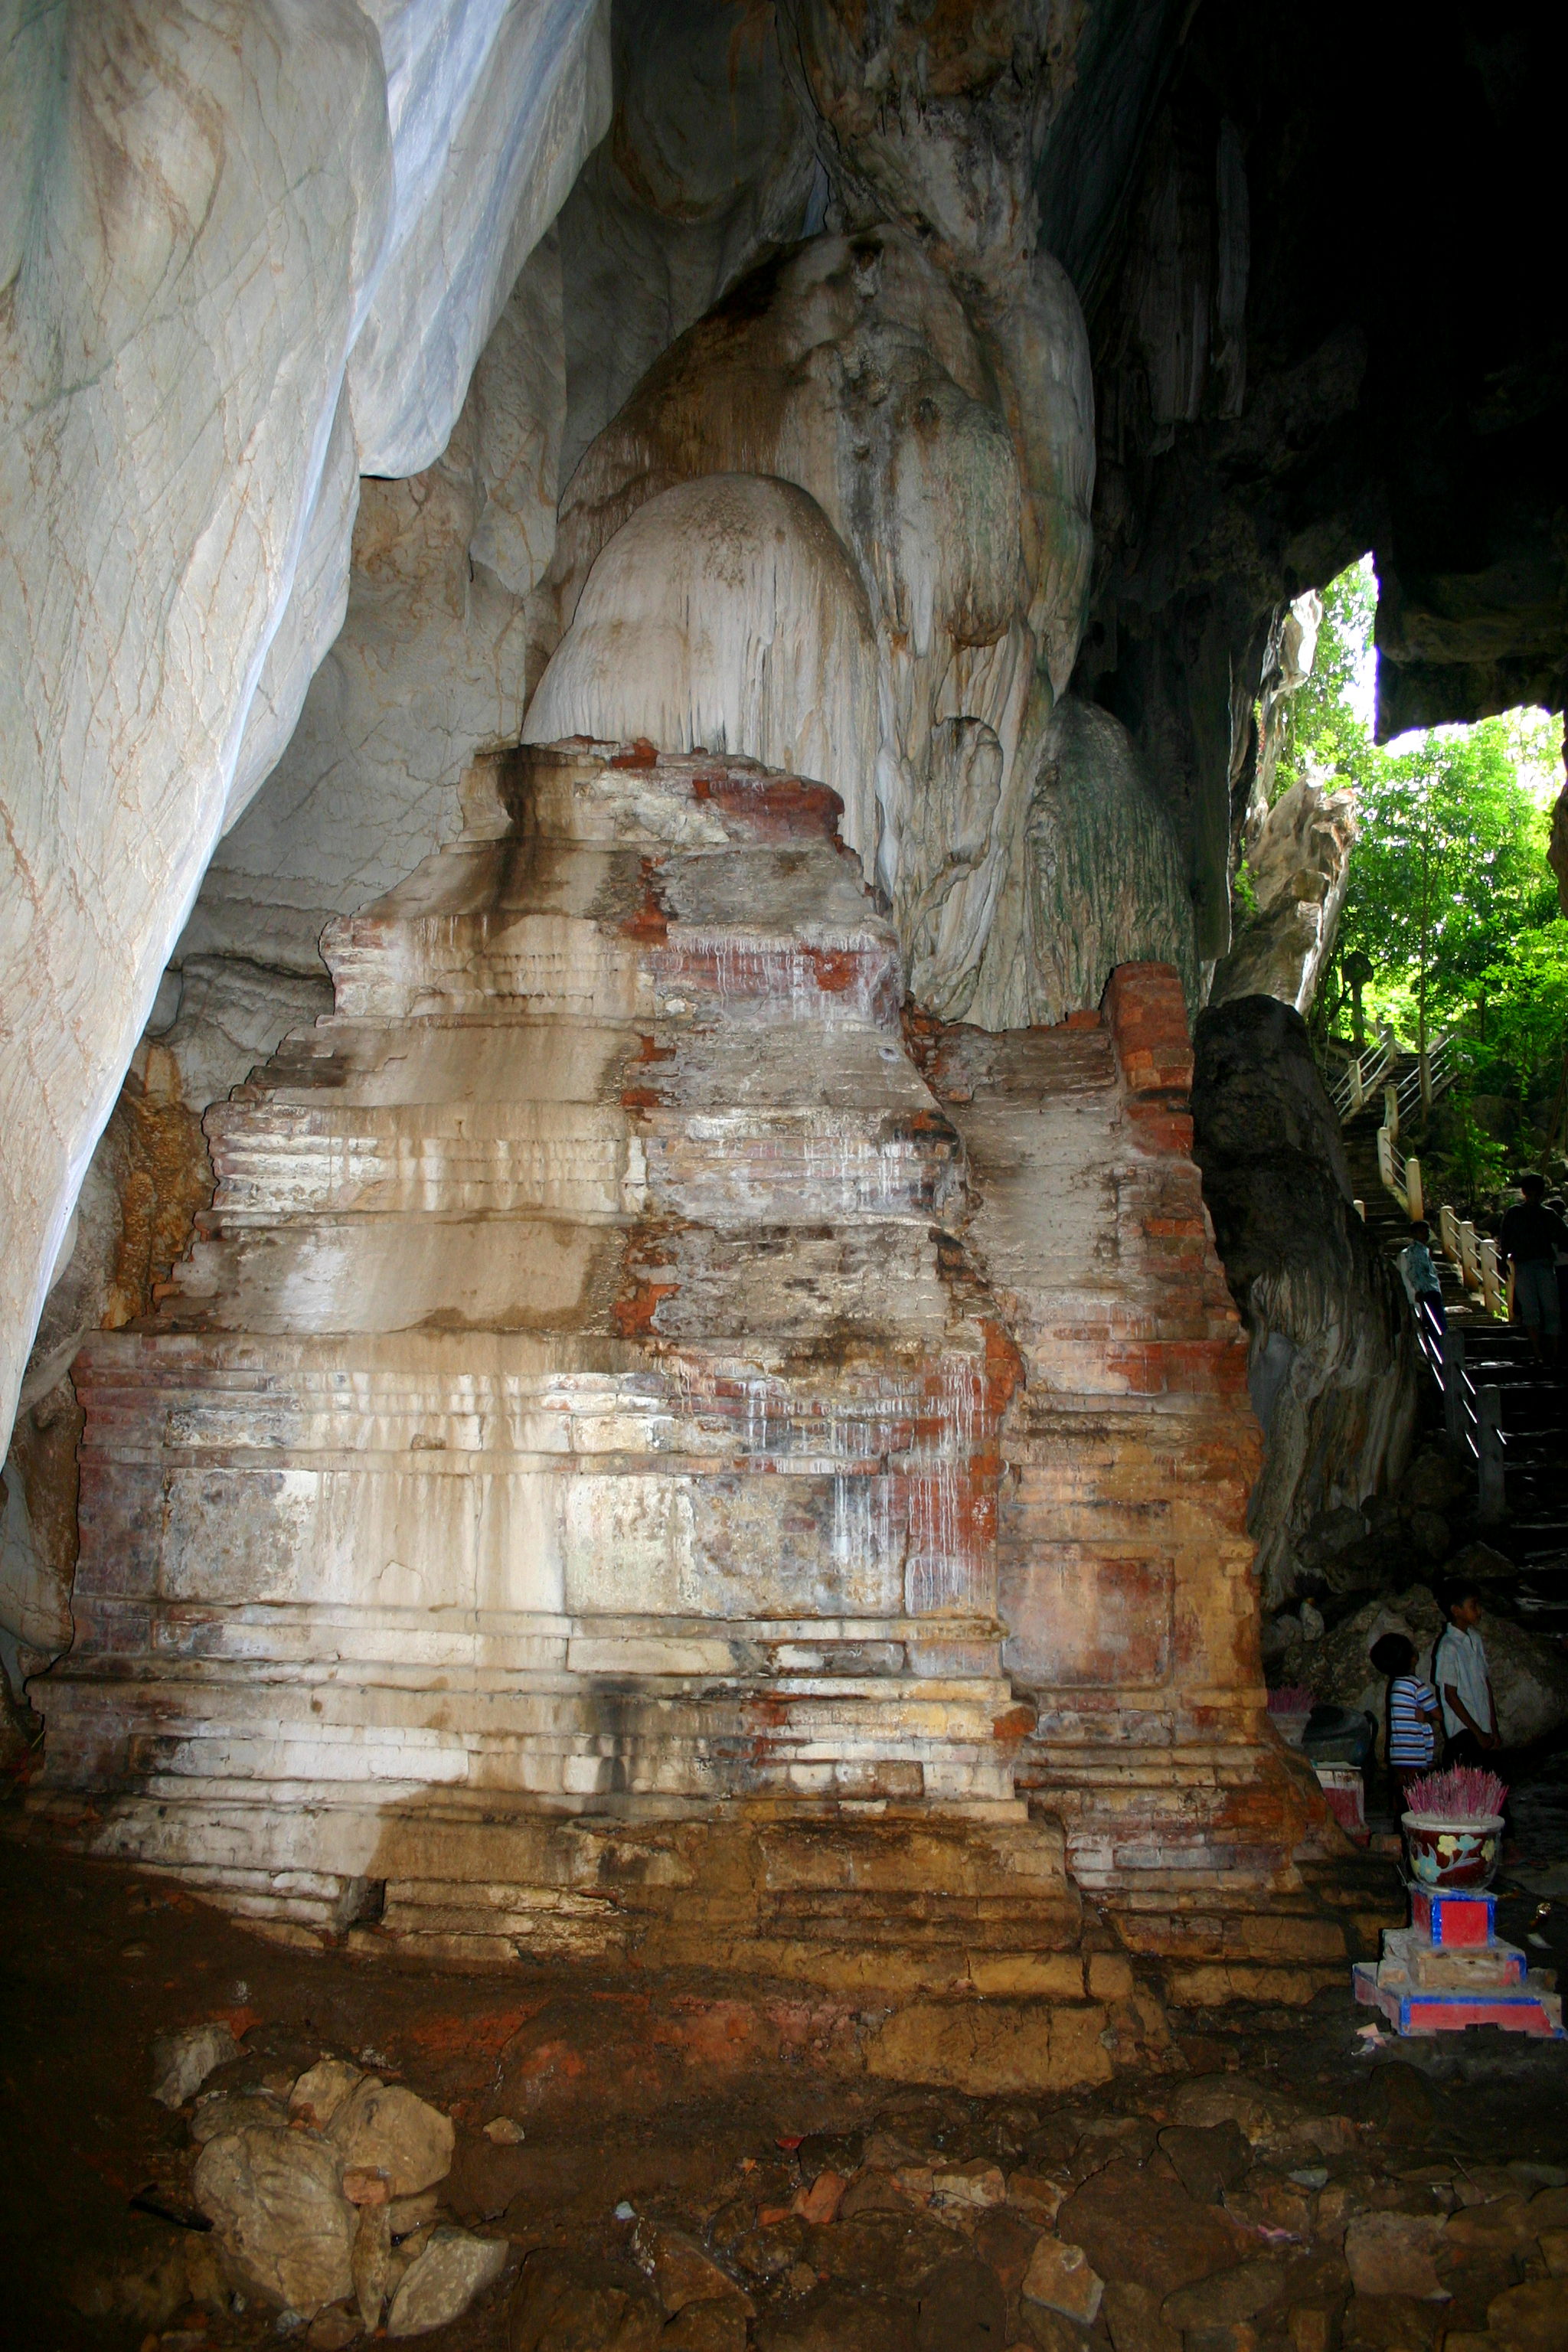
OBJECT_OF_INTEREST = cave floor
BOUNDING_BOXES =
[4,1839,1567,2352]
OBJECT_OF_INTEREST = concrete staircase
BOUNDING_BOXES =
[1340,1077,1568,1568]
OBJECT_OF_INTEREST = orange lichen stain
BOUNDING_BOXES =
[512,2037,588,2085]
[692,769,843,841]
[406,2001,541,2059]
[621,857,670,941]
[609,737,659,769]
[613,1278,678,1337]
[104,1083,215,1328]
[651,1999,760,2063]
[802,946,861,993]
[622,1032,676,1109]
[991,1704,1038,1743]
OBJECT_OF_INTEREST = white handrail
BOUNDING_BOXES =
[1436,1204,1505,1321]
[1328,1029,1460,1125]
[1375,1116,1422,1220]
[1330,1035,1396,1120]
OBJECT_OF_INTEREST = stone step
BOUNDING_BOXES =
[500,741,848,851]
[76,1334,1001,1465]
[40,750,1323,1978]
[321,835,900,1029]
[155,1215,998,1355]
[204,1098,962,1227]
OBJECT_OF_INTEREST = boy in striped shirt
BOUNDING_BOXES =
[1370,1631,1441,1808]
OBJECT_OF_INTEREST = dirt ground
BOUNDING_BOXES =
[2,1834,1566,2352]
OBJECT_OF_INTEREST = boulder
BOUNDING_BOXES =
[328,2079,454,2198]
[1168,2076,1300,2147]
[508,2249,675,2351]
[1103,2279,1183,2352]
[1442,1541,1517,1583]
[1443,2199,1537,2252]
[1406,1512,1451,1564]
[1396,1454,1471,1512]
[1487,2280,1568,2352]
[151,2020,242,2109]
[751,2286,916,2352]
[1158,2125,1253,2204]
[663,2300,752,2351]
[191,2091,289,2145]
[1057,2160,1247,2296]
[385,2226,508,2337]
[635,2225,753,2316]
[193,2126,356,2314]
[353,2200,393,2331]
[1298,1508,1370,1573]
[1161,2261,1289,2330]
[931,2160,1008,2210]
[1023,2236,1105,2324]
[1343,2214,1446,2301]
[916,2252,1010,2350]
[306,2311,360,2350]
[291,2058,364,2131]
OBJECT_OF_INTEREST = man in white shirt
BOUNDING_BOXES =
[1432,1581,1498,1767]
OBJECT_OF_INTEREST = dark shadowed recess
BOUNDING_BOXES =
[1059,0,1567,956]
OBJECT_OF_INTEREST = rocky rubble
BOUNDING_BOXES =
[54,1994,1568,2352]
[493,2066,1568,2352]
[147,2025,503,2339]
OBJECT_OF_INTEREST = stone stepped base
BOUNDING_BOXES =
[32,745,1351,2001]
[24,1794,1116,1991]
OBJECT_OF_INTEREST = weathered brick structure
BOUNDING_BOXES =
[34,744,1356,2034]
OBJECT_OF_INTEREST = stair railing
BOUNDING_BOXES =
[1330,1032,1396,1121]
[1439,1327,1508,1524]
[1436,1203,1508,1320]
[1394,1031,1459,1122]
[1375,1107,1423,1220]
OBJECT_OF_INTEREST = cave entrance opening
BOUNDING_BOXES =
[1241,554,1567,1216]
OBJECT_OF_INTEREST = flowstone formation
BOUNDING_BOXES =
[521,224,1185,1030]
[37,745,1341,2009]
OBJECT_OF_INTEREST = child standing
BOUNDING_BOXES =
[1370,1630,1441,1811]
[1433,1580,1499,1766]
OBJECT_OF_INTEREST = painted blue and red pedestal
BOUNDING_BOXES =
[1354,1887,1563,2037]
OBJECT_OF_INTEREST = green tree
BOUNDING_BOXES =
[1276,559,1380,795]
[1334,717,1560,1058]
[1276,558,1568,1197]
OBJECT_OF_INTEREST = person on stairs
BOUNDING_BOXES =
[1547,1192,1568,1343]
[1396,1218,1446,1337]
[1433,1579,1499,1768]
[1498,1172,1568,1367]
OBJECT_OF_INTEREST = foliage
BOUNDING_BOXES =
[1275,560,1380,794]
[1275,557,1568,1202]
